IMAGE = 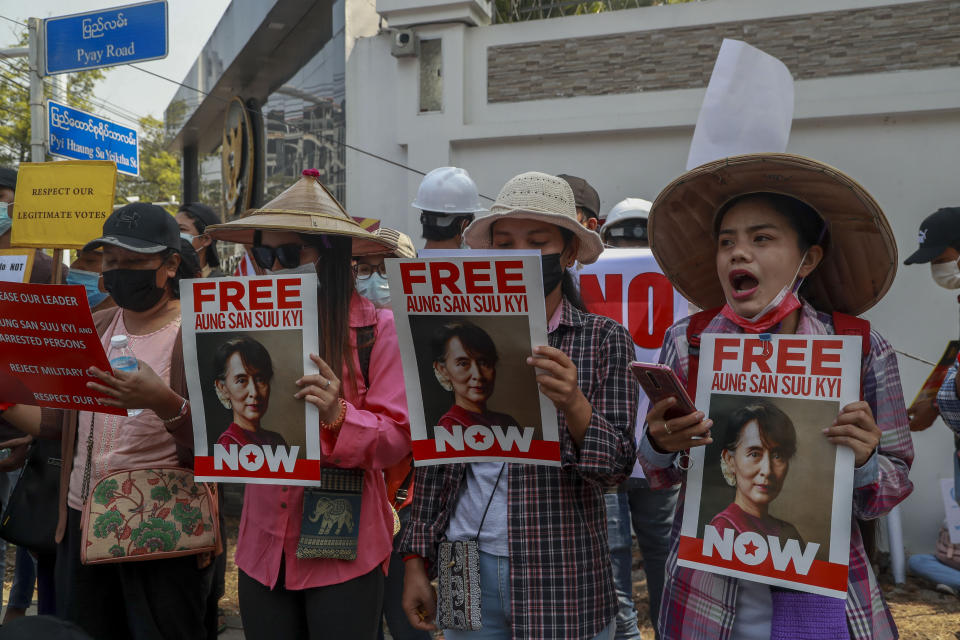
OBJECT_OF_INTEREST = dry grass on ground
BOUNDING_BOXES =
[3,517,960,639]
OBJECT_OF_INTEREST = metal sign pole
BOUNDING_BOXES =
[28,18,46,164]
[27,18,64,283]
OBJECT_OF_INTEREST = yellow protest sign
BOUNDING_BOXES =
[10,161,117,249]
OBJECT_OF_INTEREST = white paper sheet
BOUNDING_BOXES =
[686,39,794,171]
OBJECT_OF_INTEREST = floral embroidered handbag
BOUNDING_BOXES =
[80,467,221,565]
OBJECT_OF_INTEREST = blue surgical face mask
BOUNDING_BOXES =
[356,273,392,308]
[66,268,109,309]
[0,203,10,236]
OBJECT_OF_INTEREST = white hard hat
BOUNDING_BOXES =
[412,167,486,216]
[600,197,652,242]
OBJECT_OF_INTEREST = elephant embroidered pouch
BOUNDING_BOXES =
[297,468,364,560]
[436,539,482,631]
[81,467,220,565]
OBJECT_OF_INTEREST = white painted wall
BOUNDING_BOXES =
[346,0,960,553]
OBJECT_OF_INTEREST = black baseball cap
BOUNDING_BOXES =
[557,174,600,220]
[904,207,960,264]
[82,202,180,254]
[179,202,220,229]
[0,167,17,190]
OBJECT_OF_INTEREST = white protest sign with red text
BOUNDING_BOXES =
[182,275,322,485]
[0,282,124,415]
[578,248,689,477]
[678,333,860,598]
[388,252,560,466]
[579,248,688,361]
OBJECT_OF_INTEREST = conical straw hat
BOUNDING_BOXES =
[206,169,391,255]
[648,153,896,315]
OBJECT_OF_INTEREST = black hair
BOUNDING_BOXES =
[159,245,197,300]
[557,227,589,312]
[430,321,499,367]
[301,233,361,392]
[213,335,274,383]
[420,212,474,241]
[715,193,827,252]
[723,401,797,460]
[177,238,202,279]
[578,206,599,222]
[178,203,221,268]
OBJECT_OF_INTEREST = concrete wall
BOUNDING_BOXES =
[346,0,960,553]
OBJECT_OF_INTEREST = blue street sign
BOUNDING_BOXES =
[48,100,139,176]
[44,1,168,75]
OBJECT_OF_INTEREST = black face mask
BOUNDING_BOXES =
[541,253,565,296]
[103,268,166,312]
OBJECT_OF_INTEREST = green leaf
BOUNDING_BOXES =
[92,479,119,506]
[172,501,202,534]
[130,517,181,552]
[92,509,124,538]
[150,485,173,502]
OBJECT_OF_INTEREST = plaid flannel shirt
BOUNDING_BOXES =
[937,362,960,439]
[399,299,639,640]
[637,301,914,640]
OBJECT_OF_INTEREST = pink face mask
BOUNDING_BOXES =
[720,252,807,334]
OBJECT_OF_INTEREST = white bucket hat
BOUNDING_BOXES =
[463,171,604,264]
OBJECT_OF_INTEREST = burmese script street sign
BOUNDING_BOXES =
[44,1,168,75]
[48,100,139,176]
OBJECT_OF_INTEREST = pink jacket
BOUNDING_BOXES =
[235,293,412,589]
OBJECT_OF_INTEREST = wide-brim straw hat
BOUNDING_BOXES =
[463,171,604,264]
[205,170,391,255]
[649,153,896,315]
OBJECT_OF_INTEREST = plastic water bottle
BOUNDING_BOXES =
[108,335,143,417]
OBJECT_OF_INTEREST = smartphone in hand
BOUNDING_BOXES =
[631,362,697,421]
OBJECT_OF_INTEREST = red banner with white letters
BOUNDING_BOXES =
[0,282,124,415]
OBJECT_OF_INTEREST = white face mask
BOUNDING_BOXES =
[356,273,392,308]
[931,260,960,289]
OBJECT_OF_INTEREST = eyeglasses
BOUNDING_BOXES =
[252,243,305,270]
[353,263,388,280]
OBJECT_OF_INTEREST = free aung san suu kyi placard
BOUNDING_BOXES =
[387,253,560,466]
[181,274,321,485]
[677,333,861,599]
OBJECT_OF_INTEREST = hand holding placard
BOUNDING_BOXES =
[824,400,881,467]
[295,355,343,425]
[526,345,591,445]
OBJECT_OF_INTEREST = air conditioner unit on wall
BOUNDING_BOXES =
[391,29,419,58]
